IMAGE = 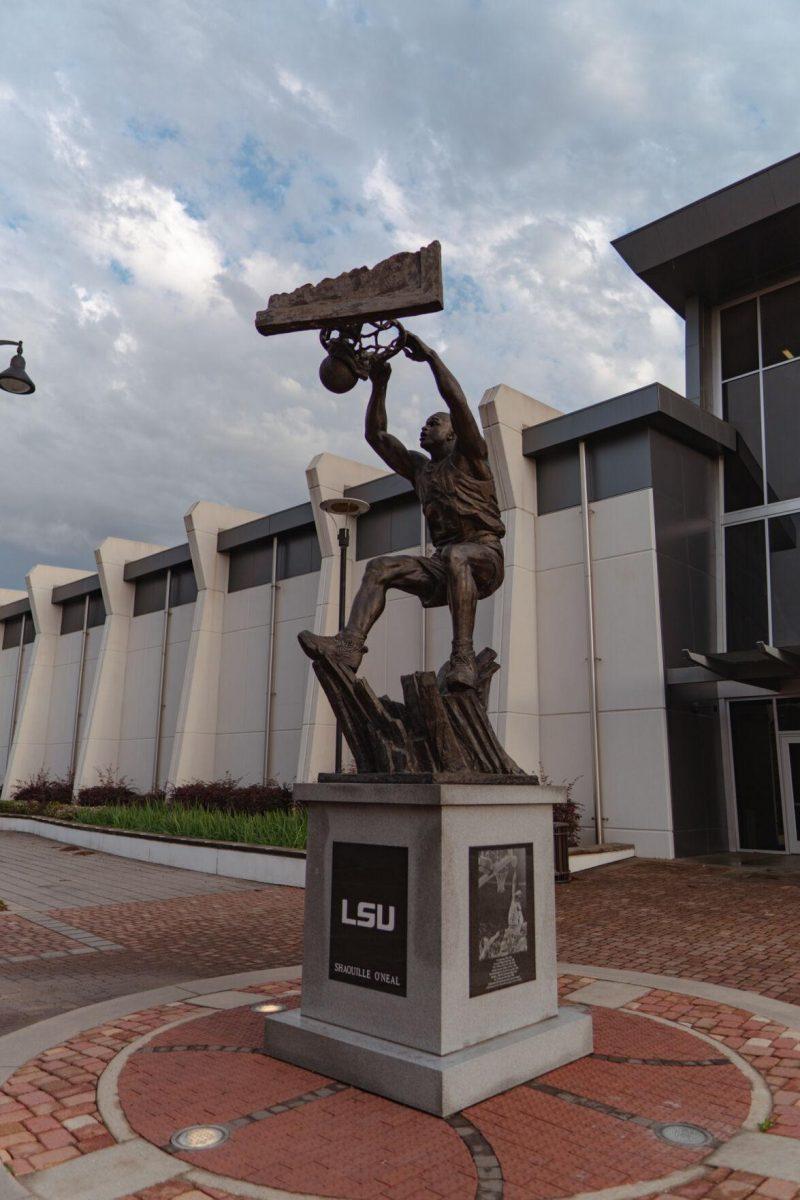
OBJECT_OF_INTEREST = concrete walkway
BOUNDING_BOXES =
[0,833,303,1036]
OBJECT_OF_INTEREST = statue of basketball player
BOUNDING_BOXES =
[299,331,505,692]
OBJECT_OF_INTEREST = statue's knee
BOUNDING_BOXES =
[364,556,392,584]
[444,544,470,573]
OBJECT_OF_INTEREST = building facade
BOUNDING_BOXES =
[4,153,800,859]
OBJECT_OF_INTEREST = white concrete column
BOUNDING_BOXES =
[296,452,389,782]
[480,385,562,775]
[167,500,263,787]
[72,537,164,793]
[2,565,93,799]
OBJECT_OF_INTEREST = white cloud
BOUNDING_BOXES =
[73,286,118,325]
[86,178,223,301]
[0,0,793,583]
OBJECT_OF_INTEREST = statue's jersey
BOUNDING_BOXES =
[414,453,505,550]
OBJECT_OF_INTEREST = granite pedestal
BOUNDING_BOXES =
[264,779,592,1116]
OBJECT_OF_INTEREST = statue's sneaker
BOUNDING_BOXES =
[444,649,478,692]
[298,630,365,672]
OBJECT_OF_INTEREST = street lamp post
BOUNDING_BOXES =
[0,342,35,395]
[319,495,371,772]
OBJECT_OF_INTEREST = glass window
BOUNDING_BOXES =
[725,520,768,650]
[761,280,800,368]
[729,700,784,850]
[769,514,800,645]
[777,698,800,730]
[764,356,800,504]
[723,373,763,511]
[720,299,759,380]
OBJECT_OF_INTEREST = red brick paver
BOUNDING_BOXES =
[50,886,304,972]
[0,915,85,960]
[116,992,751,1199]
[0,1001,198,1177]
[557,860,800,1003]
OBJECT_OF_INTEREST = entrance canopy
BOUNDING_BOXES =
[683,643,800,690]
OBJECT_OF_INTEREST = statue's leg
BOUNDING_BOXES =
[299,555,434,671]
[442,544,503,690]
[443,544,479,659]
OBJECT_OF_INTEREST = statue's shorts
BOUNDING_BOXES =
[416,541,504,609]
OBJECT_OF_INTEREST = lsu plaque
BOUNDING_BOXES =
[469,843,535,997]
[329,841,408,996]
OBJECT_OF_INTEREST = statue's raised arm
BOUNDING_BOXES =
[403,332,491,479]
[364,359,426,484]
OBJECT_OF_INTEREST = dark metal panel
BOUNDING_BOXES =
[59,597,85,636]
[345,474,415,504]
[535,446,581,515]
[51,574,101,605]
[133,573,167,618]
[278,526,322,580]
[124,543,191,582]
[169,562,197,607]
[87,592,106,628]
[227,539,273,593]
[587,426,652,502]
[523,383,736,460]
[0,598,31,622]
[612,153,800,313]
[217,503,315,553]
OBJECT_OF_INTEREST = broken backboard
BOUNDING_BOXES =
[255,241,443,336]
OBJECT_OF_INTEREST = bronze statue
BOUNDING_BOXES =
[299,332,504,693]
[257,242,525,776]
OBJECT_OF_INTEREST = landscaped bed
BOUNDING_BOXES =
[0,799,307,849]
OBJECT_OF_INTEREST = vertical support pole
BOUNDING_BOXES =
[420,506,427,672]
[152,568,171,793]
[335,526,349,774]
[8,613,26,758]
[578,440,604,846]
[263,535,279,785]
[68,595,89,787]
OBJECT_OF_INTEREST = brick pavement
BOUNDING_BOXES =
[3,977,792,1199]
[557,857,800,1003]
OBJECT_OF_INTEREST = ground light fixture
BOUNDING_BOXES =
[0,341,35,395]
[170,1124,229,1151]
[656,1123,713,1148]
[250,1001,286,1014]
[319,496,371,772]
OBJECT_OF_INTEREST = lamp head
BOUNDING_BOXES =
[0,344,35,395]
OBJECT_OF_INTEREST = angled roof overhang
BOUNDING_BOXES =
[613,152,800,315]
[682,643,800,691]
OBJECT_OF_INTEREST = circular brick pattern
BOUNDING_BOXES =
[116,999,752,1200]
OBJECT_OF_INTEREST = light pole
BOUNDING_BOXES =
[0,342,35,395]
[319,495,371,772]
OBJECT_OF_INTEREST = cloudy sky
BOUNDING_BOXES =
[0,0,795,586]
